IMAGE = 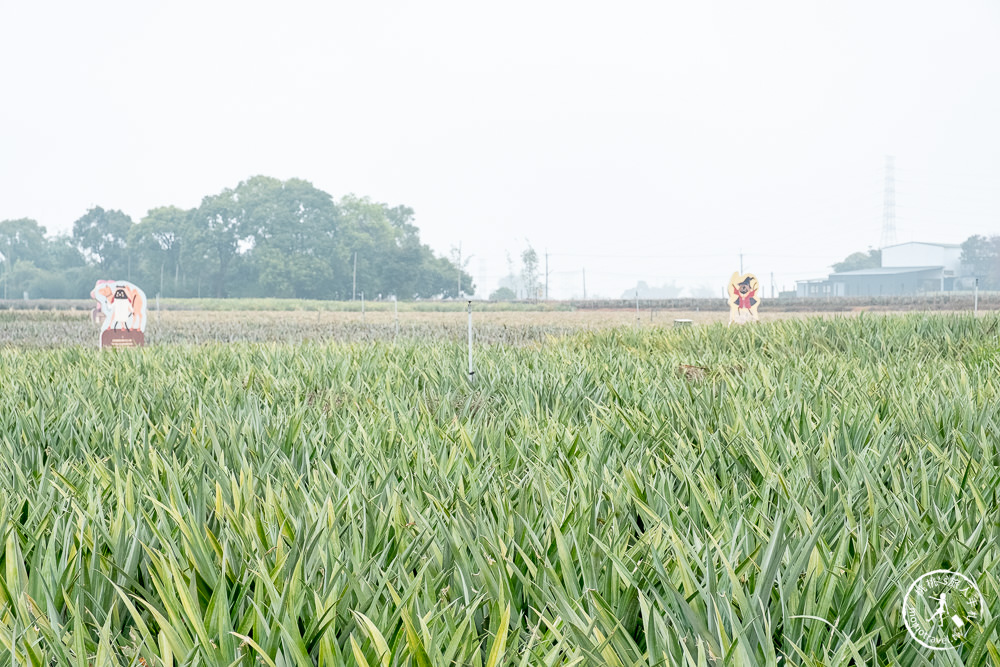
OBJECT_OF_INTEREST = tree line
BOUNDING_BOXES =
[0,176,474,300]
[959,235,1000,289]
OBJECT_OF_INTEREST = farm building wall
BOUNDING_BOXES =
[831,268,947,296]
[881,242,962,272]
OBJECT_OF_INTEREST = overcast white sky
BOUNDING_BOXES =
[2,1,998,298]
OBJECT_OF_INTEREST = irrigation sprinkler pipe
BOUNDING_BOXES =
[467,301,475,383]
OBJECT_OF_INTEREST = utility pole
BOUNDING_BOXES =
[352,252,357,301]
[544,250,549,300]
[739,249,744,275]
[457,243,462,297]
[582,268,586,300]
[771,271,775,298]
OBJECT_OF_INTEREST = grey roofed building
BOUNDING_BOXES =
[796,241,967,297]
[824,266,951,296]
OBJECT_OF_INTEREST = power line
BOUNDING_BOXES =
[880,155,896,249]
[548,252,732,259]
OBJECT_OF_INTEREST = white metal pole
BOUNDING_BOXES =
[467,301,475,383]
[975,279,979,315]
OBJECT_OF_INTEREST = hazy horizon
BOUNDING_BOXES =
[3,1,998,299]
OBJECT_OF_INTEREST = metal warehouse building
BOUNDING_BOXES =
[797,242,965,297]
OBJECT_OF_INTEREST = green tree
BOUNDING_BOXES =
[0,176,473,301]
[248,177,341,299]
[960,235,1000,289]
[832,248,881,273]
[489,286,516,300]
[622,281,684,299]
[189,186,256,297]
[188,176,346,298]
[129,206,192,296]
[47,235,92,297]
[0,219,89,298]
[338,195,471,299]
[338,195,398,299]
[521,245,539,300]
[72,207,133,275]
[0,219,48,298]
[4,260,44,299]
[424,254,473,299]
[449,244,475,297]
[0,218,50,269]
[44,234,86,271]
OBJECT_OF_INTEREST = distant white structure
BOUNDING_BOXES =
[796,241,966,297]
[881,242,962,273]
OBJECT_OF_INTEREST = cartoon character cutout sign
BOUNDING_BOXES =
[728,272,760,325]
[91,280,147,347]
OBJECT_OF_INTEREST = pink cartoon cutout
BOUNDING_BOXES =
[90,280,147,347]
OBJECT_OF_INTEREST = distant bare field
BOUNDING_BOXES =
[0,306,916,347]
[159,307,860,328]
[2,293,997,314]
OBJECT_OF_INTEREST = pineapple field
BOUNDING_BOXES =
[0,311,997,665]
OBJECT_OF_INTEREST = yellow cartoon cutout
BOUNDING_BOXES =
[728,272,760,325]
[91,279,147,347]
